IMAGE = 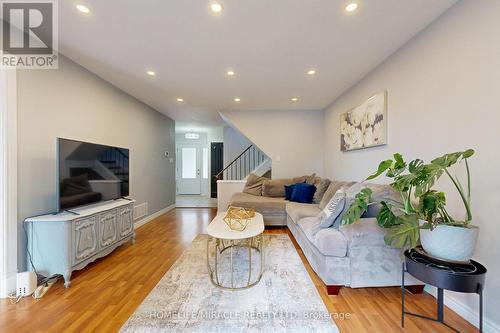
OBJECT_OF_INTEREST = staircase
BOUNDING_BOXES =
[216,145,270,180]
[99,148,129,195]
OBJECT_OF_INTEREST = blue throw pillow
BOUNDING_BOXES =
[290,183,317,204]
[284,184,296,200]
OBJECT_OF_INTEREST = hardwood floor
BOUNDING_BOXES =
[0,208,477,333]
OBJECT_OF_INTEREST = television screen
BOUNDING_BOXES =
[57,138,129,211]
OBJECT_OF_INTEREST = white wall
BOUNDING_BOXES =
[221,109,324,178]
[223,126,252,167]
[17,56,176,271]
[207,126,224,143]
[323,1,500,330]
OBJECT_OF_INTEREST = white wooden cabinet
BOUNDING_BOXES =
[25,199,135,288]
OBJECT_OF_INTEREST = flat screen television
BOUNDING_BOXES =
[57,138,129,211]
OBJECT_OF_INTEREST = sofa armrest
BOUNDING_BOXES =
[217,180,246,212]
[339,218,422,288]
[339,218,387,248]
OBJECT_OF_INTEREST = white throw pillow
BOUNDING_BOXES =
[315,188,346,231]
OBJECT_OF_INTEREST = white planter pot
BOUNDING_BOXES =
[419,222,479,263]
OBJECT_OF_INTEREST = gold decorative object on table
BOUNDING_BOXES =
[223,206,255,231]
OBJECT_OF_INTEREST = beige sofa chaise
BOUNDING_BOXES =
[218,176,422,295]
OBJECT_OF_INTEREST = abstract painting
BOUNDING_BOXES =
[340,91,387,152]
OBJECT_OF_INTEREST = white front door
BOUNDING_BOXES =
[177,146,201,194]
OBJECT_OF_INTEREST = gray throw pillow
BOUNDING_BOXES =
[243,174,268,196]
[319,180,356,209]
[292,173,316,185]
[313,178,331,204]
[315,188,346,232]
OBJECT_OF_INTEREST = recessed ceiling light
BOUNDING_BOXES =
[307,69,316,75]
[76,4,90,14]
[210,3,223,13]
[234,97,241,102]
[226,70,235,76]
[345,3,358,12]
[146,70,156,76]
[291,97,299,102]
[176,98,184,102]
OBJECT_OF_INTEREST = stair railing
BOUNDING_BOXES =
[215,145,267,180]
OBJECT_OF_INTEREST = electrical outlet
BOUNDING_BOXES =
[16,272,37,297]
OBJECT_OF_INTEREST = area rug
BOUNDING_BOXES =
[121,234,339,333]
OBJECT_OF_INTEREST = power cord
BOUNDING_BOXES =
[7,293,22,304]
[22,210,58,275]
[11,211,63,304]
[22,221,38,276]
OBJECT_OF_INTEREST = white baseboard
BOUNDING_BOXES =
[426,286,500,333]
[134,204,175,229]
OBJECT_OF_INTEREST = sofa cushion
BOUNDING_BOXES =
[319,181,356,209]
[315,228,348,257]
[286,202,321,224]
[317,188,346,230]
[290,183,316,203]
[262,178,293,197]
[297,217,347,257]
[297,217,321,240]
[230,192,286,217]
[312,178,331,204]
[243,173,268,196]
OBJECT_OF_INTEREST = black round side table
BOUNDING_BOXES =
[402,248,487,332]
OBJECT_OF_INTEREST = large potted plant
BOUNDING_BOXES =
[342,149,478,263]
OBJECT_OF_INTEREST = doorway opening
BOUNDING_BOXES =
[175,131,222,208]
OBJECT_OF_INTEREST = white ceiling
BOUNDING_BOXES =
[58,0,457,127]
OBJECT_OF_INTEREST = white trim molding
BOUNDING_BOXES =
[426,286,500,333]
[134,204,176,229]
[0,68,18,297]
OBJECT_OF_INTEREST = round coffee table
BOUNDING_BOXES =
[206,212,264,290]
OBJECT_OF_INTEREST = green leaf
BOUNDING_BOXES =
[383,215,420,248]
[408,159,424,174]
[376,201,399,228]
[414,164,443,197]
[430,150,474,169]
[366,160,392,180]
[341,188,373,225]
[418,191,446,221]
[392,153,407,172]
[394,153,404,165]
[463,149,475,158]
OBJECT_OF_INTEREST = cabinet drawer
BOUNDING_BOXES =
[99,209,118,249]
[118,205,134,238]
[73,216,98,265]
